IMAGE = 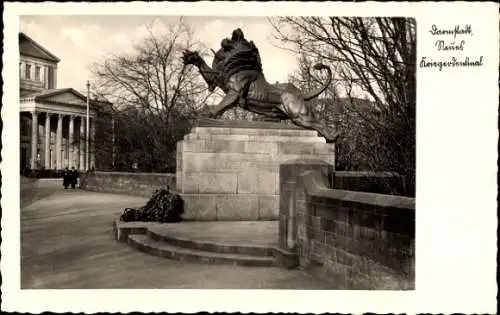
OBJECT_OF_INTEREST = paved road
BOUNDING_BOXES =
[21,184,333,289]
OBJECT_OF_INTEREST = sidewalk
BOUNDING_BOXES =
[21,185,333,289]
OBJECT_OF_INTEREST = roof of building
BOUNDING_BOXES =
[21,88,112,109]
[19,32,61,63]
[22,88,75,98]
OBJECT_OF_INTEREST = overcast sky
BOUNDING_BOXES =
[20,15,298,93]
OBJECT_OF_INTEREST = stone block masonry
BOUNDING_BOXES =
[80,171,176,197]
[176,119,335,221]
[279,161,415,290]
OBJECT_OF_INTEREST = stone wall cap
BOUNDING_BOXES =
[334,171,402,178]
[299,170,414,210]
[280,159,333,165]
[91,171,175,176]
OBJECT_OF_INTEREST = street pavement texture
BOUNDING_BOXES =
[21,181,332,289]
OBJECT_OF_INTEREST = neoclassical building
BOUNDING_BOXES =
[19,32,111,171]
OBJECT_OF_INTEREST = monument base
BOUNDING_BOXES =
[180,194,278,221]
[176,119,335,221]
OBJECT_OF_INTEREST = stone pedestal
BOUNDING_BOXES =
[176,119,335,221]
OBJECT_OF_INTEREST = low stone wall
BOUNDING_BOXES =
[21,177,64,187]
[80,171,176,197]
[279,161,415,290]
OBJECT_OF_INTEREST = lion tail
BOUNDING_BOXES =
[303,63,333,101]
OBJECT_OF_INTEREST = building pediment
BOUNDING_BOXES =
[35,88,88,107]
[21,88,101,110]
[20,88,111,116]
[19,32,60,63]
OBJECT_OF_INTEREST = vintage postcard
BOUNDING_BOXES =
[1,1,498,314]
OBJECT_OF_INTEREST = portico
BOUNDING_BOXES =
[20,88,98,170]
[19,32,112,172]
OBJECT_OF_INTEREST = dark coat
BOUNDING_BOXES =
[70,169,79,185]
[62,169,71,187]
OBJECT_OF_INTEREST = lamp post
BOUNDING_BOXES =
[86,80,90,171]
[111,112,115,169]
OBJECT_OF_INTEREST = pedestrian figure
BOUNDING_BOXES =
[62,167,70,189]
[70,166,79,189]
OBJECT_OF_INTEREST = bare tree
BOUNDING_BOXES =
[91,18,212,115]
[88,18,215,172]
[270,17,416,196]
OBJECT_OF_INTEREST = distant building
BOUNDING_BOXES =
[19,32,111,171]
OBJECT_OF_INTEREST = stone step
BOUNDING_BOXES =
[147,227,275,257]
[128,234,276,267]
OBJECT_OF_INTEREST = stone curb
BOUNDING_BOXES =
[128,234,276,267]
[147,227,274,257]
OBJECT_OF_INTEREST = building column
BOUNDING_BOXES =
[74,119,80,169]
[44,65,49,89]
[53,66,57,89]
[30,111,38,169]
[90,117,96,170]
[56,114,63,169]
[69,115,75,168]
[79,116,85,170]
[51,123,56,168]
[44,112,52,169]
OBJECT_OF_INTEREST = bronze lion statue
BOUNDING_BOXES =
[182,28,339,142]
